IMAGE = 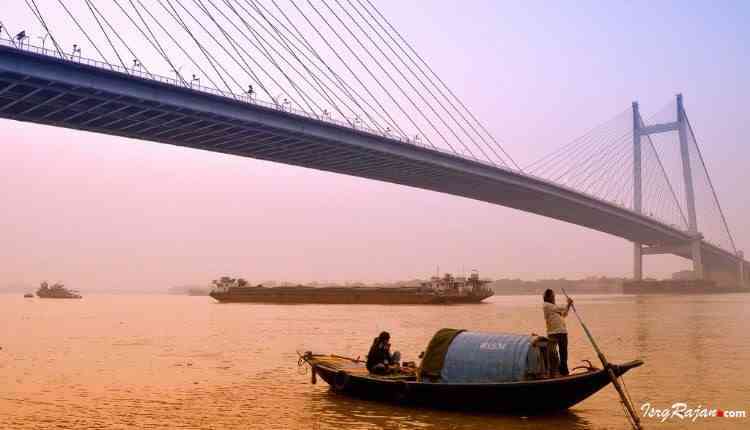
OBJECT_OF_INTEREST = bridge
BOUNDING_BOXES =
[0,1,746,287]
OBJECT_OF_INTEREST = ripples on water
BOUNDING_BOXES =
[1,293,748,429]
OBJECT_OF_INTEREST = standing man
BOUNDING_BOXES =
[543,289,573,376]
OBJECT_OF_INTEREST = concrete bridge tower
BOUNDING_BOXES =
[632,94,704,280]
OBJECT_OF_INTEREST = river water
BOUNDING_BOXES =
[1,293,748,429]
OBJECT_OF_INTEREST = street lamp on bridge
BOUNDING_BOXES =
[15,31,28,48]
[37,33,49,50]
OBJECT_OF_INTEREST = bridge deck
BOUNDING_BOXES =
[0,45,744,273]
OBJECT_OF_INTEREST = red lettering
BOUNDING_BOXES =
[717,410,724,417]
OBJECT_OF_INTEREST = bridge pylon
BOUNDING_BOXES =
[632,102,643,281]
[739,251,746,287]
[632,94,704,280]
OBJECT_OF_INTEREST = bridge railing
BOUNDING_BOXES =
[0,36,508,170]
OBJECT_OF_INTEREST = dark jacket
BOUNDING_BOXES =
[366,338,391,371]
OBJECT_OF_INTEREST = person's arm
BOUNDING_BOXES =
[562,298,573,317]
[554,299,572,317]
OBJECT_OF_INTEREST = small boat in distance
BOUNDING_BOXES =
[298,329,643,414]
[210,272,494,304]
[36,281,82,299]
[23,293,34,298]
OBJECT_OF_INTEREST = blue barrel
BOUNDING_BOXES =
[439,332,534,383]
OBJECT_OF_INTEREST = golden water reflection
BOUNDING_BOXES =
[1,293,748,429]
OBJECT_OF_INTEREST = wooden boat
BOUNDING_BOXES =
[298,329,644,414]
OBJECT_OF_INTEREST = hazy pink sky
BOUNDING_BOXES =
[1,1,748,290]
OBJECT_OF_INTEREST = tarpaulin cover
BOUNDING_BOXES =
[418,328,464,381]
[439,332,533,383]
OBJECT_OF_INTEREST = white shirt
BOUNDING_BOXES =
[543,302,569,335]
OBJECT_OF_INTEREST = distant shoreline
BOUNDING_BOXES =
[490,277,624,295]
[15,276,727,297]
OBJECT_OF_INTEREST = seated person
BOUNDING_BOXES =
[366,331,401,375]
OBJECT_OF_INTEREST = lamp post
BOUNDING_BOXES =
[37,33,49,50]
[16,31,29,48]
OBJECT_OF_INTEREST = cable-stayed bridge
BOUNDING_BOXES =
[0,1,746,287]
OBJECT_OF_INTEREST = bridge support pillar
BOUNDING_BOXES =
[632,101,643,281]
[691,239,704,279]
[677,94,706,280]
[739,251,746,287]
[633,244,643,281]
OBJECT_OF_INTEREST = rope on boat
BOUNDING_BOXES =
[297,351,311,368]
[297,351,318,384]
[297,351,313,373]
[570,359,598,374]
[331,354,364,363]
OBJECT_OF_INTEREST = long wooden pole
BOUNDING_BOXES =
[561,288,642,430]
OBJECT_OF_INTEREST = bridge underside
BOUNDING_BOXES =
[0,46,745,279]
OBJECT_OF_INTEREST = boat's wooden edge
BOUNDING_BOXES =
[300,351,644,386]
[309,361,642,386]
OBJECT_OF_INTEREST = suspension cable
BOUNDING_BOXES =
[86,0,151,75]
[331,0,488,163]
[240,0,358,123]
[56,0,113,67]
[116,0,187,85]
[265,0,389,133]
[291,0,411,140]
[685,113,737,252]
[361,0,520,169]
[25,0,65,57]
[84,0,127,70]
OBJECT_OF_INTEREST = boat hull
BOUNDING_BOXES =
[36,293,82,299]
[309,358,643,413]
[210,288,493,304]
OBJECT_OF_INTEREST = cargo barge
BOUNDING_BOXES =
[209,272,494,304]
[36,281,82,299]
